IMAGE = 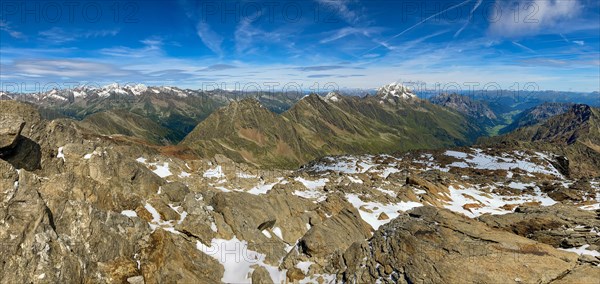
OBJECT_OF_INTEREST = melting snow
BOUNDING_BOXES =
[247,179,282,195]
[296,261,312,274]
[237,172,258,178]
[375,187,396,197]
[262,230,272,238]
[293,189,327,202]
[347,176,363,184]
[57,147,65,161]
[581,203,600,211]
[444,149,562,177]
[308,156,375,174]
[380,167,400,178]
[445,150,468,159]
[135,157,172,178]
[144,203,179,234]
[196,237,285,283]
[121,210,138,218]
[272,227,283,239]
[444,185,556,218]
[346,193,422,230]
[295,177,328,190]
[293,177,329,202]
[204,166,225,178]
[152,163,172,178]
[559,244,600,257]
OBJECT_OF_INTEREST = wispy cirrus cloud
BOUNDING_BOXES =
[488,0,581,38]
[0,20,26,39]
[294,65,364,71]
[315,0,362,24]
[366,0,472,53]
[559,33,586,46]
[454,0,482,38]
[319,27,381,44]
[8,59,135,78]
[233,10,303,57]
[196,22,224,55]
[100,37,163,57]
[39,27,119,44]
[512,41,537,53]
[198,64,238,72]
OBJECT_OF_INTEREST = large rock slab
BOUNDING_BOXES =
[479,204,600,249]
[140,229,223,283]
[298,208,371,258]
[342,206,581,284]
[0,117,24,151]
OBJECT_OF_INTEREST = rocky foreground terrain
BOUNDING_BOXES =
[1,99,600,283]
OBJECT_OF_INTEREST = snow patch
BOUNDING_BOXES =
[559,244,600,257]
[57,147,66,161]
[346,193,422,230]
[121,210,138,218]
[197,237,285,283]
[152,163,172,178]
[295,177,328,190]
[204,166,225,179]
[272,227,283,239]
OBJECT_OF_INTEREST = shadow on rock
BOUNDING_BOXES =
[1,136,41,171]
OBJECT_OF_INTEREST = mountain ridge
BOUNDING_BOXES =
[182,84,486,169]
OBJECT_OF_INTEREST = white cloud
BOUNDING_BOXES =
[10,59,134,78]
[38,27,119,44]
[488,0,581,38]
[315,0,360,24]
[573,40,585,46]
[0,20,25,39]
[319,27,379,44]
[511,41,536,53]
[367,0,472,54]
[100,37,163,57]
[196,22,224,55]
[454,0,483,38]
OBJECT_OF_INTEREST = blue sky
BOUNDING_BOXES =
[1,0,599,93]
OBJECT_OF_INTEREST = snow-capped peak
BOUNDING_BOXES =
[0,92,12,100]
[324,92,340,102]
[103,82,120,90]
[377,82,416,100]
[44,89,67,101]
[99,82,128,97]
[126,84,148,96]
[162,86,187,97]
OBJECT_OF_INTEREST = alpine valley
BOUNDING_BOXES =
[1,83,600,283]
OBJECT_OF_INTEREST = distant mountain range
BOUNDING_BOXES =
[2,83,597,169]
[1,84,303,144]
[429,93,499,128]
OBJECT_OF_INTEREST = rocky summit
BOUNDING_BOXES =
[1,96,600,283]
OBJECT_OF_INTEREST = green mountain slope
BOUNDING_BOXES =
[487,104,600,178]
[79,110,173,145]
[182,86,486,169]
[499,102,575,134]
